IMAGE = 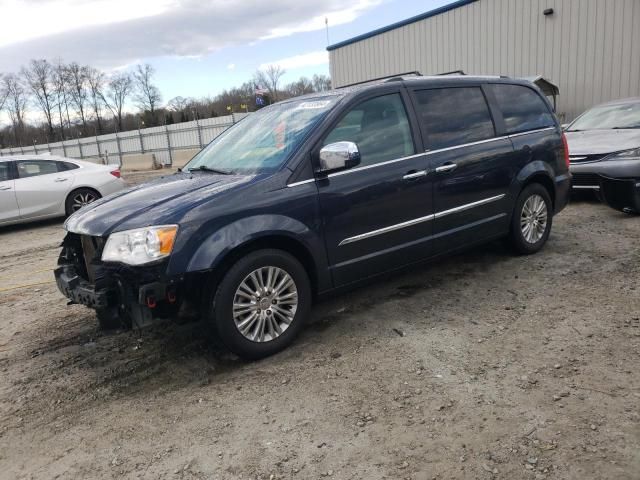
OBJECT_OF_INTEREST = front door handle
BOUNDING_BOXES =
[403,170,428,180]
[435,163,457,174]
[0,185,11,190]
[54,177,69,182]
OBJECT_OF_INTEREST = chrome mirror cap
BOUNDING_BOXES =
[318,141,361,173]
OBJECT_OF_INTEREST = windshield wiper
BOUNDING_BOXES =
[611,126,640,130]
[188,165,232,175]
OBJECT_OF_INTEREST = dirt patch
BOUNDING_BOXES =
[0,195,639,479]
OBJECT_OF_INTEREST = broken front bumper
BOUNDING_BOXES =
[55,232,182,328]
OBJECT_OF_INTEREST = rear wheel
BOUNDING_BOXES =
[209,249,311,360]
[65,188,101,216]
[508,183,553,254]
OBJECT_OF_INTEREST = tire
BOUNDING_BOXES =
[209,249,312,360]
[508,183,553,255]
[65,188,101,216]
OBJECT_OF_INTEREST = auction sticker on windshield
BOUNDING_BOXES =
[296,101,332,109]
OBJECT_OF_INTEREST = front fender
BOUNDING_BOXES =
[170,215,329,288]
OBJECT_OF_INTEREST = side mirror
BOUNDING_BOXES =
[318,141,361,174]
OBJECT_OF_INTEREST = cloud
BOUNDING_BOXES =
[227,63,236,71]
[0,0,380,72]
[259,51,328,71]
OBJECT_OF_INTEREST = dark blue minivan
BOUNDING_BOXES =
[56,75,571,359]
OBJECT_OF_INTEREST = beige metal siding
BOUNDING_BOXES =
[329,0,640,121]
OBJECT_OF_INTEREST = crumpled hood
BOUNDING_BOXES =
[65,172,253,236]
[565,129,640,156]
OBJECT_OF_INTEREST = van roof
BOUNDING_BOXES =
[280,74,536,104]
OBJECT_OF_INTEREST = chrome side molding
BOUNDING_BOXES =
[339,194,506,246]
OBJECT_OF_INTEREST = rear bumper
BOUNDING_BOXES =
[554,173,572,214]
[99,178,127,197]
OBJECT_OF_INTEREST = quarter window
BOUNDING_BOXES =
[57,161,79,171]
[323,93,415,167]
[413,87,496,150]
[491,84,555,134]
[16,160,59,178]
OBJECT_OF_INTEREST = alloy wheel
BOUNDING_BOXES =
[520,194,548,244]
[72,192,98,211]
[232,266,298,342]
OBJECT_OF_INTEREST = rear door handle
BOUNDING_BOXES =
[54,177,69,182]
[0,185,11,190]
[403,170,428,180]
[435,163,457,173]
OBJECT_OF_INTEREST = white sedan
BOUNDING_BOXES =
[0,155,126,226]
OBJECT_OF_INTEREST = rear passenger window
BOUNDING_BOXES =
[323,93,415,167]
[491,84,555,134]
[413,87,495,150]
[16,160,59,178]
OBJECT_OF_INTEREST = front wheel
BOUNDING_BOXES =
[508,183,553,255]
[209,249,311,360]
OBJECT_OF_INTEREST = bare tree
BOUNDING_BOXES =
[285,76,314,97]
[102,72,132,131]
[166,96,191,112]
[86,67,106,134]
[133,63,162,124]
[255,64,286,101]
[312,73,332,92]
[0,74,8,112]
[1,74,29,144]
[21,59,57,139]
[52,60,72,139]
[66,62,89,133]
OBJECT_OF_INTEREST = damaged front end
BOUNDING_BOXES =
[54,232,184,329]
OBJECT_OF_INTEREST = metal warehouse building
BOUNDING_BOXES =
[327,0,640,121]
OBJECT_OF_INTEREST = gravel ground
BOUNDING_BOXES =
[0,179,638,479]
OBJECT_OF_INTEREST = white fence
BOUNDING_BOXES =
[0,112,250,166]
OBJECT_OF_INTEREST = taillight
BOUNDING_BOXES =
[561,132,570,169]
[110,169,121,178]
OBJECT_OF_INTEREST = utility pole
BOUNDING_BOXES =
[325,17,330,46]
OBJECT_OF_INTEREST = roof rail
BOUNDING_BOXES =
[436,70,466,76]
[337,71,422,89]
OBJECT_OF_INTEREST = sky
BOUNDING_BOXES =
[0,0,453,118]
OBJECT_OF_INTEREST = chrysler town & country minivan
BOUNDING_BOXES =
[56,75,571,359]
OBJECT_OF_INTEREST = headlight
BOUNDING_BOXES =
[102,225,178,265]
[605,147,640,161]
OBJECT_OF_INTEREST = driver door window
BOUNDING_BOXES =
[323,93,415,167]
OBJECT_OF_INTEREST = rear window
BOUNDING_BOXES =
[413,87,496,150]
[491,84,555,134]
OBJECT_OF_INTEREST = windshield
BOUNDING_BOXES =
[568,101,640,131]
[185,96,341,174]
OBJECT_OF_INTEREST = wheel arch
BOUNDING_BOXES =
[64,186,102,215]
[177,215,331,300]
[515,161,556,209]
